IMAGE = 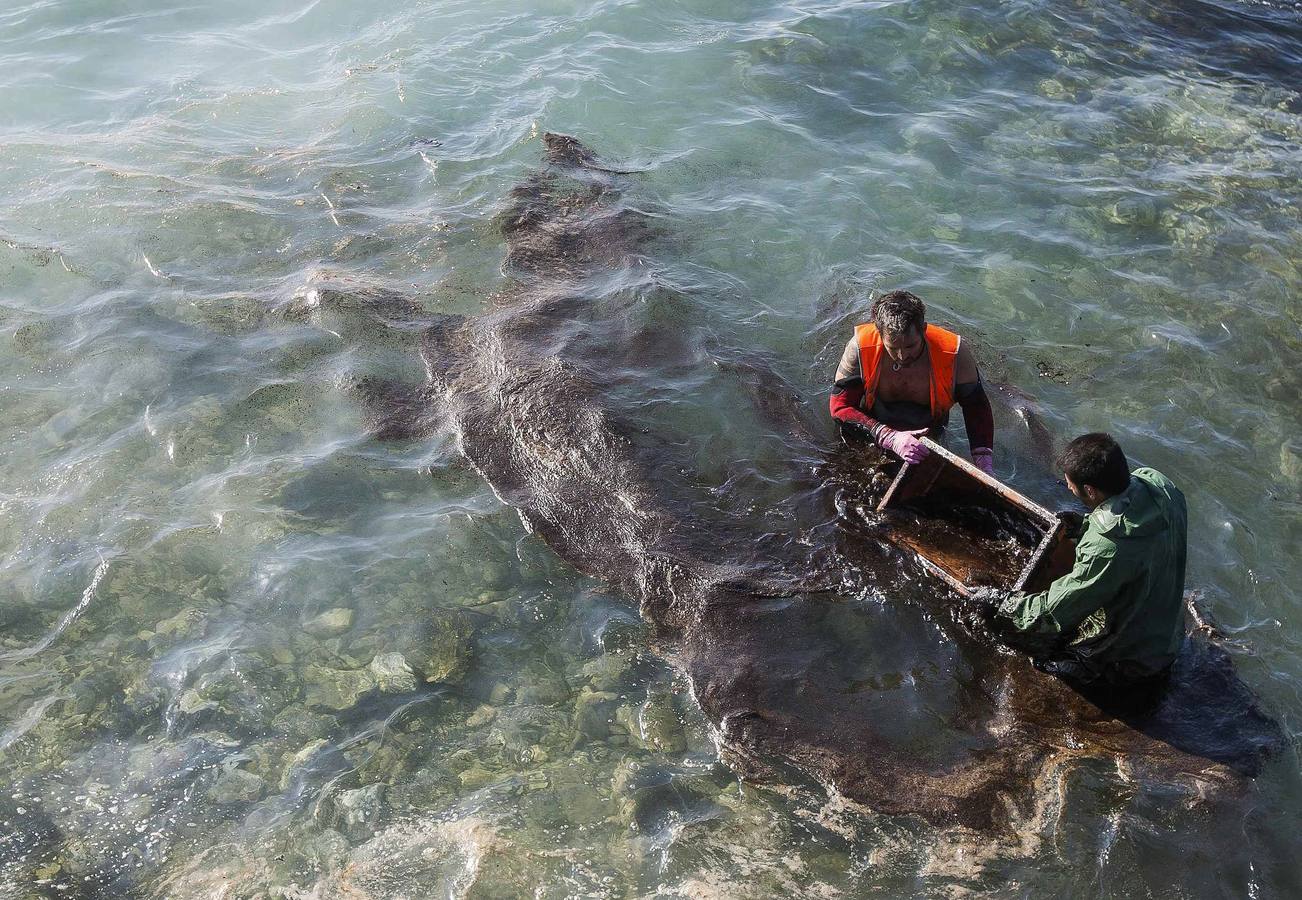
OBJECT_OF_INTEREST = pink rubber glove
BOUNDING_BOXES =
[878,427,930,464]
[971,447,994,475]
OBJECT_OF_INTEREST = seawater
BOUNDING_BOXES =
[1,0,1299,896]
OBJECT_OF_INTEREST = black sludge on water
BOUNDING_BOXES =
[360,134,1284,837]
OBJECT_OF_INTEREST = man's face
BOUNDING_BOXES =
[881,326,925,366]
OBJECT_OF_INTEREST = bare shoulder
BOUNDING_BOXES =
[834,334,861,381]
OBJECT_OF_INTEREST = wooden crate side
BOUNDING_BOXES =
[1016,523,1075,594]
[875,437,1066,596]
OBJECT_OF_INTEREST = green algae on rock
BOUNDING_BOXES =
[407,608,474,684]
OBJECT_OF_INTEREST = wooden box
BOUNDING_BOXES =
[876,437,1074,597]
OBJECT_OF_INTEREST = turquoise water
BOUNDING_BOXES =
[1,0,1300,896]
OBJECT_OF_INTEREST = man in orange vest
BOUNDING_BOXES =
[829,290,995,472]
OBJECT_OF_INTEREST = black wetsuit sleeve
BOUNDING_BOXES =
[830,336,888,443]
[830,378,886,443]
[956,380,994,453]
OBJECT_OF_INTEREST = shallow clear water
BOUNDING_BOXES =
[1,0,1299,896]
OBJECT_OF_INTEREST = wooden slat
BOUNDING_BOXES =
[876,437,1072,596]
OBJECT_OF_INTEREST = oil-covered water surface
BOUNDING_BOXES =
[1,0,1300,896]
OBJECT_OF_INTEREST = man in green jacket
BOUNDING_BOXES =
[986,432,1188,688]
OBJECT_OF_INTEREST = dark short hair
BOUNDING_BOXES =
[1057,433,1130,496]
[871,290,926,338]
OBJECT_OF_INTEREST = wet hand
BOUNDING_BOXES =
[959,586,1007,632]
[968,586,1007,609]
[971,447,993,475]
[878,427,930,465]
[1055,509,1085,536]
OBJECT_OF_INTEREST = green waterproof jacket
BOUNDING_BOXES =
[995,467,1188,682]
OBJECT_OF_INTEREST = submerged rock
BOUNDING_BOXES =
[271,705,336,744]
[513,668,571,706]
[208,766,266,805]
[184,294,268,335]
[170,650,299,734]
[612,705,640,745]
[331,784,386,842]
[369,652,418,693]
[176,689,218,716]
[487,706,570,757]
[465,704,497,728]
[385,768,457,813]
[280,738,330,792]
[306,828,351,869]
[580,652,635,693]
[458,765,495,791]
[535,757,614,828]
[13,319,61,358]
[154,607,207,640]
[572,688,619,744]
[407,609,474,684]
[302,664,375,711]
[304,607,355,639]
[931,213,964,242]
[611,758,724,834]
[1280,439,1301,486]
[1107,197,1161,226]
[1038,77,1071,100]
[595,614,646,654]
[639,691,687,754]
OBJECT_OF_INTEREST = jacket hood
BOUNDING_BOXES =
[1091,467,1182,539]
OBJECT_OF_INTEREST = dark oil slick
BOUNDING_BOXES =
[359,135,1284,836]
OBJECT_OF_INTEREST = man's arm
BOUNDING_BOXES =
[953,342,994,471]
[829,335,879,433]
[829,379,878,433]
[831,380,930,463]
[992,533,1129,654]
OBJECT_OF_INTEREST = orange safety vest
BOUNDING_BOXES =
[853,323,961,425]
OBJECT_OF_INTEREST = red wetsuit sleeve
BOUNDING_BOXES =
[830,380,884,440]
[957,381,995,452]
